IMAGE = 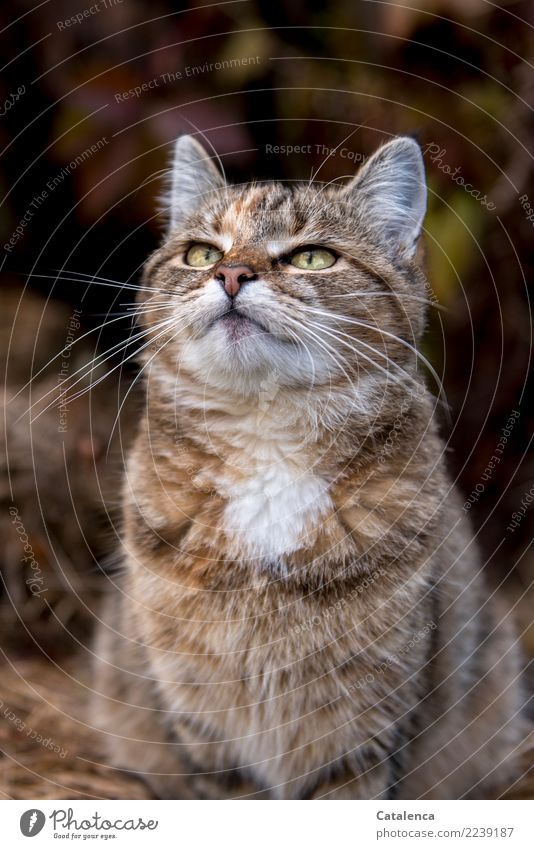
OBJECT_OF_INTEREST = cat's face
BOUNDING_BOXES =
[140,136,428,399]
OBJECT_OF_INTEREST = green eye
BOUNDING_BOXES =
[290,247,337,270]
[185,243,224,267]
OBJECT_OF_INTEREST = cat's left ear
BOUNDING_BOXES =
[341,136,427,259]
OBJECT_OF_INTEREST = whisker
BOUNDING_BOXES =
[295,314,413,392]
[105,312,202,454]
[10,310,139,399]
[299,306,421,378]
[122,300,170,309]
[333,292,447,312]
[300,305,448,408]
[282,313,365,394]
[19,316,177,422]
[35,317,182,418]
[28,270,173,296]
[129,302,174,314]
[52,267,149,289]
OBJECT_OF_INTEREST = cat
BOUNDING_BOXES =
[92,134,525,799]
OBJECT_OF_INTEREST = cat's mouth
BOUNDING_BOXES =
[211,306,269,337]
[203,304,298,350]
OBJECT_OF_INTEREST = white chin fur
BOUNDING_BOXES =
[178,328,328,392]
[173,279,333,391]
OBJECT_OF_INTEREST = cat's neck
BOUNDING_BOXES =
[143,366,427,561]
[150,363,365,466]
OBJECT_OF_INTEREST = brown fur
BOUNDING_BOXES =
[92,136,526,798]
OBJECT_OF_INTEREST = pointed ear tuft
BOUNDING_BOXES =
[341,136,427,259]
[165,135,226,232]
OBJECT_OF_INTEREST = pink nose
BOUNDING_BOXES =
[215,264,257,297]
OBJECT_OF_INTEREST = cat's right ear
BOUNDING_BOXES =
[340,136,427,260]
[165,135,226,232]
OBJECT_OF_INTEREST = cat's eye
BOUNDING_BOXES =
[185,243,224,267]
[290,247,337,270]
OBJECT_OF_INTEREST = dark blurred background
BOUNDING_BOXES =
[0,0,533,650]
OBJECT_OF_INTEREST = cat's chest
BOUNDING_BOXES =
[215,446,333,560]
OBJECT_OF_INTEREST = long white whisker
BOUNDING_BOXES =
[105,311,202,453]
[52,268,168,293]
[29,270,173,296]
[20,316,177,422]
[10,310,138,399]
[124,300,171,309]
[296,307,424,385]
[282,314,365,392]
[300,304,447,406]
[18,320,154,410]
[39,316,184,416]
[300,315,410,390]
[334,292,447,312]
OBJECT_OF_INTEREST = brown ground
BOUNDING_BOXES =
[0,658,151,800]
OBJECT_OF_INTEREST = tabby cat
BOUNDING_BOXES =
[93,134,524,799]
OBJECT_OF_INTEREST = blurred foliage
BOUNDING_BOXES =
[0,0,532,616]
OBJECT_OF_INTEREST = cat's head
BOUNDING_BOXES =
[140,134,428,402]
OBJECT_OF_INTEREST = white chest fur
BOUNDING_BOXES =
[219,450,332,560]
[170,378,335,561]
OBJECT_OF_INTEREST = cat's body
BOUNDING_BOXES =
[93,135,524,798]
